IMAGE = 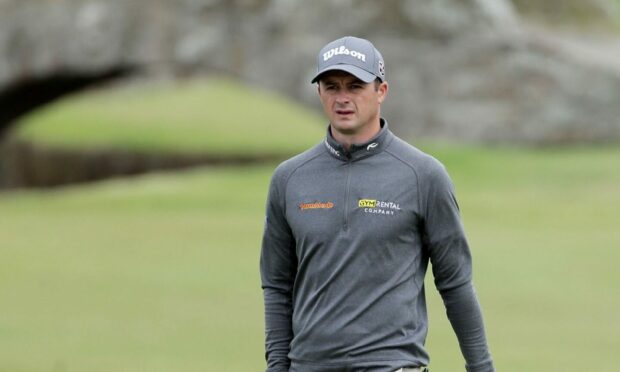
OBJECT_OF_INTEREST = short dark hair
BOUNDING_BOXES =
[373,78,382,91]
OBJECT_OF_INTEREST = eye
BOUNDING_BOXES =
[350,84,363,90]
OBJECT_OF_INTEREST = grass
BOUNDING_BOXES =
[416,143,620,371]
[1,144,620,371]
[10,77,325,156]
[0,166,271,371]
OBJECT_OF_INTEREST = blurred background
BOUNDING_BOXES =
[0,0,619,371]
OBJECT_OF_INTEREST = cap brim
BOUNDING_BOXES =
[311,64,376,84]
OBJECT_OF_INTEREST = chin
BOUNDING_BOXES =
[332,120,357,130]
[332,124,358,134]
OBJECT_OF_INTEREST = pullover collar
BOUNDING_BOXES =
[324,118,393,162]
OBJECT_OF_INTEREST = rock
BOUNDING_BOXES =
[1,0,620,144]
[0,138,287,188]
[400,0,519,39]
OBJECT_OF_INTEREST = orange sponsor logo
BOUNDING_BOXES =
[299,201,334,210]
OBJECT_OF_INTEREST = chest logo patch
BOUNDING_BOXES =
[299,201,334,210]
[358,199,401,216]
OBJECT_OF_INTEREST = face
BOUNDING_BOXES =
[317,71,388,139]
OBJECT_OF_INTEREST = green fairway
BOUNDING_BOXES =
[0,166,271,371]
[418,144,620,371]
[1,144,619,371]
[10,77,325,156]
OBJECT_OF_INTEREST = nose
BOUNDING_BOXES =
[335,91,350,105]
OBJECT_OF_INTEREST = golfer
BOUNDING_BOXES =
[260,36,495,372]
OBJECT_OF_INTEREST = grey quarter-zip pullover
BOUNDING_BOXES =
[260,120,494,372]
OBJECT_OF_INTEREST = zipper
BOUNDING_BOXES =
[343,160,352,231]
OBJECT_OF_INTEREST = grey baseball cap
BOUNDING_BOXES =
[311,36,386,84]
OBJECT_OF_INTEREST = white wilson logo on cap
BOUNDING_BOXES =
[323,45,366,62]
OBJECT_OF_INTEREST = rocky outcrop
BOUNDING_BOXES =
[0,139,286,188]
[1,0,620,144]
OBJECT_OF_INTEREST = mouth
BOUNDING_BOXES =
[335,109,354,116]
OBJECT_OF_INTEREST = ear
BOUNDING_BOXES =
[377,81,388,104]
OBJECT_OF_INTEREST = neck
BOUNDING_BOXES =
[331,119,382,151]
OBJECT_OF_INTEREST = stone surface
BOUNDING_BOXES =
[1,0,620,144]
[0,138,286,188]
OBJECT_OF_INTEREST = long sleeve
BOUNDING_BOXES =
[421,161,495,372]
[260,168,297,371]
[441,283,494,372]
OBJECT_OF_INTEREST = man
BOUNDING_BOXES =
[260,36,494,372]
